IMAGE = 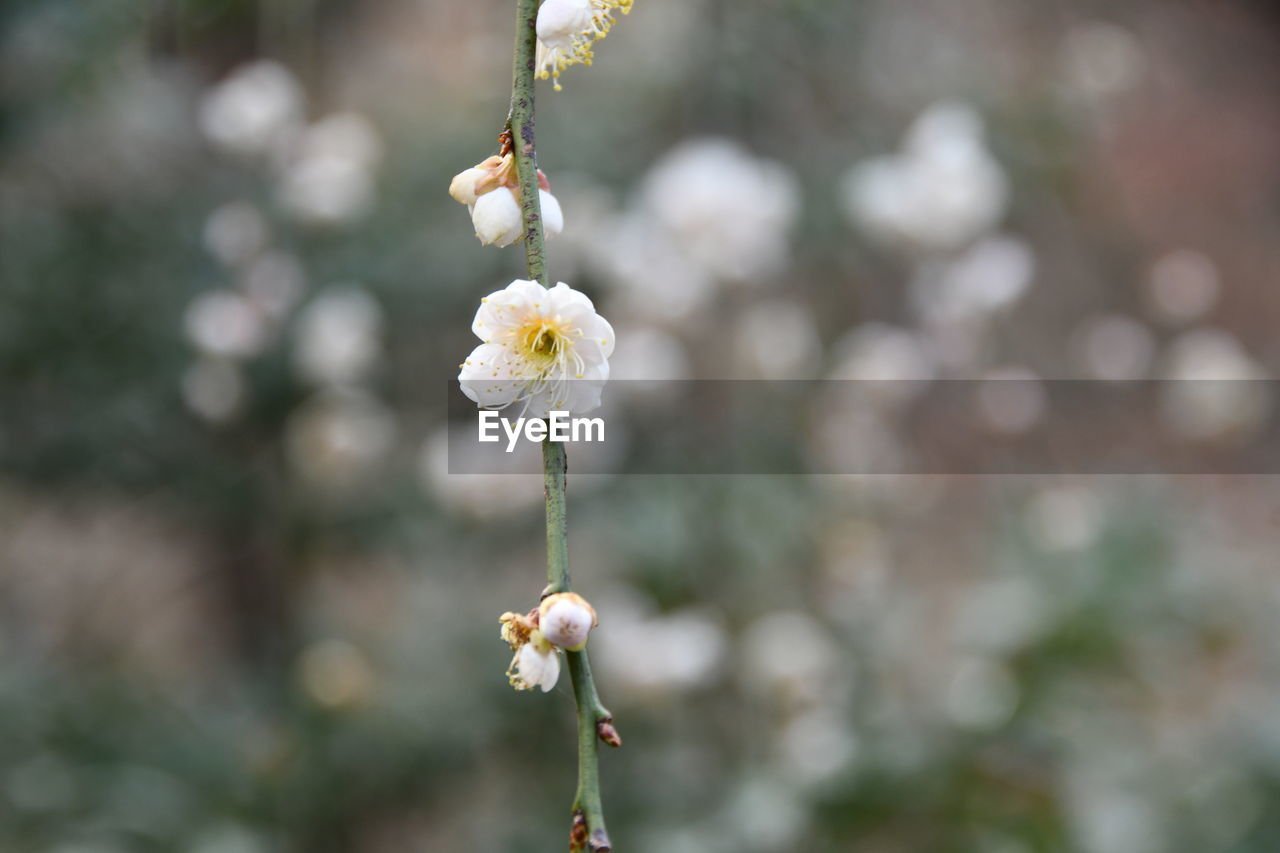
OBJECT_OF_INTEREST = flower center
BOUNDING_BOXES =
[516,319,571,368]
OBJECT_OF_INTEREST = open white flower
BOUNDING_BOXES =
[535,0,633,91]
[459,279,615,418]
[510,631,560,692]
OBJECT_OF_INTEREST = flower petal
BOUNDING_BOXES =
[458,342,530,408]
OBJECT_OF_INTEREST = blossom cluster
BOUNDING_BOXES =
[500,594,598,692]
[449,152,563,247]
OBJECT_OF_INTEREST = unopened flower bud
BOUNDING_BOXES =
[471,186,523,246]
[596,717,622,748]
[510,629,560,692]
[540,189,564,239]
[537,0,593,49]
[539,592,597,651]
[449,167,489,206]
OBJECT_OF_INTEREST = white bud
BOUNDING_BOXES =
[537,0,592,49]
[514,639,560,692]
[540,189,564,239]
[449,167,489,206]
[539,592,597,651]
[471,186,523,247]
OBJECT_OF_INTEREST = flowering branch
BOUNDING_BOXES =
[508,0,617,850]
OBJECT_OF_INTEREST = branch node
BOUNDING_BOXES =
[569,810,588,851]
[596,716,622,748]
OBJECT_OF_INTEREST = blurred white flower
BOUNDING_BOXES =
[198,60,303,157]
[841,101,1008,252]
[279,156,373,226]
[242,249,307,320]
[642,139,799,281]
[594,596,726,694]
[184,290,267,359]
[418,430,544,520]
[291,112,382,169]
[278,113,382,226]
[775,709,860,787]
[1061,22,1145,100]
[913,234,1035,323]
[1026,486,1104,553]
[955,575,1053,654]
[293,287,382,386]
[739,611,840,708]
[459,279,615,417]
[535,0,633,90]
[1148,250,1220,325]
[732,300,820,379]
[723,776,808,852]
[976,367,1047,434]
[1071,315,1155,381]
[594,211,717,323]
[828,323,935,409]
[182,358,244,423]
[944,656,1019,730]
[285,388,396,491]
[188,823,270,853]
[607,326,690,380]
[297,638,375,708]
[1160,329,1270,440]
[1065,775,1166,853]
[202,202,268,268]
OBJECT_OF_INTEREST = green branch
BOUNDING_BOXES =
[508,0,547,287]
[509,1,616,849]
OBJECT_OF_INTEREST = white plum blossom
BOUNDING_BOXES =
[449,167,489,207]
[512,636,561,692]
[535,0,633,90]
[470,186,523,247]
[539,593,597,651]
[537,0,593,47]
[448,153,565,246]
[840,101,1008,252]
[500,613,565,693]
[459,279,615,418]
[540,189,564,239]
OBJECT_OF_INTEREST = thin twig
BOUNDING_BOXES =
[508,1,615,849]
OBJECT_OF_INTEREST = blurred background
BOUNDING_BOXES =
[3,0,1280,850]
